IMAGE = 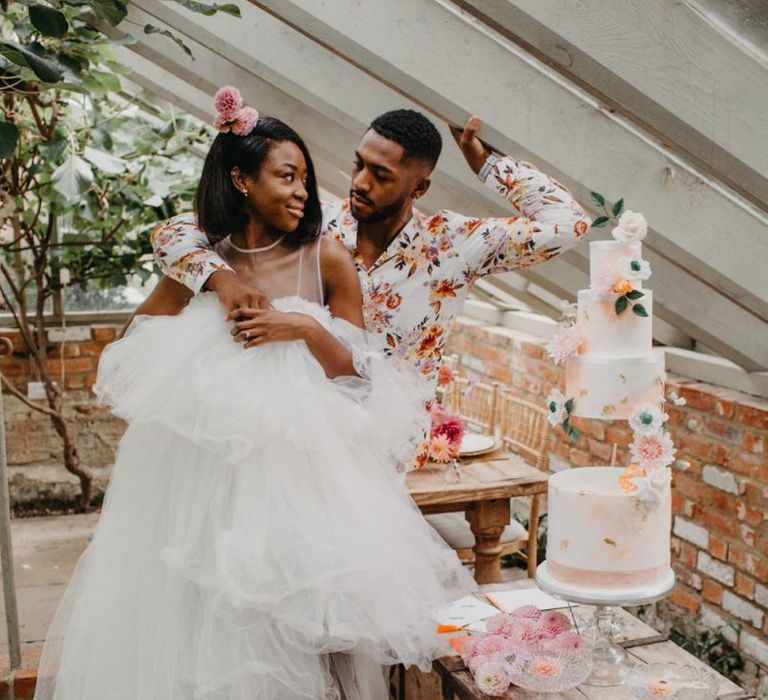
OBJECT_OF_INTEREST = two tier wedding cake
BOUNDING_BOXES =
[540,209,677,598]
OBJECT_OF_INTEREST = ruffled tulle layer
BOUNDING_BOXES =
[34,296,475,700]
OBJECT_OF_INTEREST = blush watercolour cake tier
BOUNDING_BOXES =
[540,209,677,605]
[538,467,675,601]
[565,240,664,420]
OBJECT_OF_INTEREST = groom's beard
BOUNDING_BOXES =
[349,192,409,224]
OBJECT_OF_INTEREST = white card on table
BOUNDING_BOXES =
[435,595,500,627]
[485,588,576,613]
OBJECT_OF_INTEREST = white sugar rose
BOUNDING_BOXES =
[612,210,647,242]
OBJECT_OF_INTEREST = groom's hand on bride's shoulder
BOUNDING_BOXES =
[450,115,492,175]
[205,270,271,313]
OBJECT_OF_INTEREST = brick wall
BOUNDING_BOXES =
[0,324,126,505]
[446,316,768,689]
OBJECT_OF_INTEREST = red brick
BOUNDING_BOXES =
[678,434,714,461]
[588,439,614,463]
[91,326,117,342]
[13,666,37,699]
[84,373,97,389]
[734,572,756,599]
[679,387,716,411]
[737,501,765,527]
[729,545,768,582]
[729,451,766,480]
[702,579,724,605]
[568,448,592,467]
[736,405,768,431]
[670,585,700,614]
[738,524,757,548]
[77,341,107,357]
[605,425,633,448]
[743,432,766,455]
[704,419,741,444]
[64,374,86,390]
[520,343,544,359]
[702,509,739,538]
[679,541,698,568]
[711,444,731,467]
[709,535,728,561]
[47,357,94,375]
[744,482,767,506]
[716,399,736,419]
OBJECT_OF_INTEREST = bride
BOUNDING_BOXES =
[34,92,475,700]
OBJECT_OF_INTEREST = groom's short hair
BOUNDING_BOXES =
[369,109,442,171]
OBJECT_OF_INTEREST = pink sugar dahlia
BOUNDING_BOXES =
[629,429,676,470]
[213,85,242,119]
[546,322,583,364]
[231,106,259,136]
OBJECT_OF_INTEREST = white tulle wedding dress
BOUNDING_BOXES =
[33,238,475,700]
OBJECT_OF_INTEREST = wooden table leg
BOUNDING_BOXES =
[465,498,510,584]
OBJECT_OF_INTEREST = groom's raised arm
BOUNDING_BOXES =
[447,116,590,279]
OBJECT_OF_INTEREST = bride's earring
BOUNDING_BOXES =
[241,189,248,197]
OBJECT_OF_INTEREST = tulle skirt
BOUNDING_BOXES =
[34,295,476,700]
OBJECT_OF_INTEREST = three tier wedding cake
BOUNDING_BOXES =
[540,209,678,597]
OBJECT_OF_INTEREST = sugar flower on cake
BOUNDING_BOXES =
[612,210,648,242]
[619,257,652,282]
[629,404,668,435]
[546,322,583,364]
[667,389,687,406]
[559,300,578,319]
[474,661,510,696]
[629,429,676,471]
[546,389,567,427]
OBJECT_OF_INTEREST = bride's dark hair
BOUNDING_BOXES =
[195,116,322,243]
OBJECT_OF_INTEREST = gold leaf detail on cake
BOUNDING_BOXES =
[619,374,627,383]
[579,389,588,397]
[560,539,570,551]
[620,397,629,405]
[604,538,617,547]
[602,404,616,416]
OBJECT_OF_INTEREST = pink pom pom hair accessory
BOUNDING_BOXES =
[212,86,259,136]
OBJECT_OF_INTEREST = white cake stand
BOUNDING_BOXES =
[536,561,675,686]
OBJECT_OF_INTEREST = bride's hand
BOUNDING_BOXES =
[228,307,317,348]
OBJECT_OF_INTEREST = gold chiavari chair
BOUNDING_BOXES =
[495,389,553,576]
[451,377,499,436]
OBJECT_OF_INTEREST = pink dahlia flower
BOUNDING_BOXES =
[510,605,542,620]
[231,106,259,136]
[546,323,583,364]
[474,661,511,696]
[552,630,586,653]
[213,85,242,119]
[538,611,572,638]
[629,429,676,470]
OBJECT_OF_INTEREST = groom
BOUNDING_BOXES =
[151,110,591,469]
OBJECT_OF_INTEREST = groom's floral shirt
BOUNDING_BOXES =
[151,156,590,469]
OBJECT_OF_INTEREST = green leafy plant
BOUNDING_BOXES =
[670,621,744,681]
[0,2,209,507]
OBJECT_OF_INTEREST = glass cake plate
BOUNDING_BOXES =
[625,663,719,699]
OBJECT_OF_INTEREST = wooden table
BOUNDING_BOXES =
[406,452,548,584]
[420,580,754,700]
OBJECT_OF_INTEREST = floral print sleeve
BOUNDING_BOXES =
[150,213,233,294]
[451,155,591,281]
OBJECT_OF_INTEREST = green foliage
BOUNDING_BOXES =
[669,622,743,680]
